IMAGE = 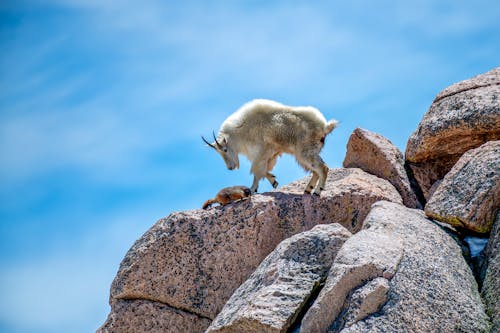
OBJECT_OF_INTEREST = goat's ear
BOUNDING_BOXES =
[222,137,228,145]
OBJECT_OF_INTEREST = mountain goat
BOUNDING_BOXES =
[203,99,338,195]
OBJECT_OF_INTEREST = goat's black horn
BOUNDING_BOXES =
[213,131,222,148]
[202,135,216,149]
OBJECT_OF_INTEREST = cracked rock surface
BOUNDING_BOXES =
[96,299,211,333]
[300,201,490,333]
[340,277,390,328]
[405,67,500,199]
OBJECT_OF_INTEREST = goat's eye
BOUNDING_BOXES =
[223,148,228,152]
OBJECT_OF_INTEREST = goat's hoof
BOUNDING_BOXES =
[272,181,279,188]
[313,192,320,197]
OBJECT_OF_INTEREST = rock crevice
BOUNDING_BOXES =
[206,224,352,333]
[119,296,213,322]
[328,277,390,332]
[299,226,403,333]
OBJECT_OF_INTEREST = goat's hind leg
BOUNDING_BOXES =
[297,147,329,196]
[266,173,278,188]
[304,172,319,194]
[313,157,329,196]
[265,153,280,188]
[296,154,319,194]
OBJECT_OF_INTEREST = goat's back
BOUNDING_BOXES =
[220,99,329,144]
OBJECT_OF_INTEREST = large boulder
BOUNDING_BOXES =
[343,127,421,208]
[405,67,500,199]
[99,168,402,332]
[206,224,352,333]
[300,201,490,333]
[482,213,500,333]
[425,141,500,233]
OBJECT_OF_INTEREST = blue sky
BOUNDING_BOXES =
[0,1,498,332]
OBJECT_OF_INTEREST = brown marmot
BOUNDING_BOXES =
[202,185,252,209]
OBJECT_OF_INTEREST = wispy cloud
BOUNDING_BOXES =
[1,2,499,333]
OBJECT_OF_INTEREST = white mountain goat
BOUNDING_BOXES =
[202,99,338,195]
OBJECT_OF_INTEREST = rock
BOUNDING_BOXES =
[425,141,500,233]
[100,168,402,332]
[338,277,390,329]
[436,67,500,101]
[300,211,404,333]
[96,299,211,333]
[278,168,402,233]
[206,224,352,333]
[482,213,500,332]
[300,201,490,333]
[405,67,500,199]
[343,127,421,208]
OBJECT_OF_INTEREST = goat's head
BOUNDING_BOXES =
[202,132,239,170]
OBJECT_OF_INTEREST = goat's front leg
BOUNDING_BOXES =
[250,176,260,193]
[250,159,268,193]
[250,149,276,193]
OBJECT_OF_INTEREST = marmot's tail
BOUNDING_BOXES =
[325,119,339,134]
[202,198,216,210]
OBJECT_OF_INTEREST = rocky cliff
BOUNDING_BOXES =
[98,68,500,333]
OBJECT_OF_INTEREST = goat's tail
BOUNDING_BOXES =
[325,119,339,134]
[202,198,216,210]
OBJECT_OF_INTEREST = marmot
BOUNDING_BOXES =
[202,185,252,209]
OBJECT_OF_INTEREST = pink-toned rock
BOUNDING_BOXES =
[300,201,490,333]
[425,141,500,233]
[206,224,351,333]
[279,168,402,233]
[99,168,402,332]
[343,127,421,208]
[405,67,500,199]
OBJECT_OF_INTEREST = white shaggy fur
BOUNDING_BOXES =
[203,99,338,195]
